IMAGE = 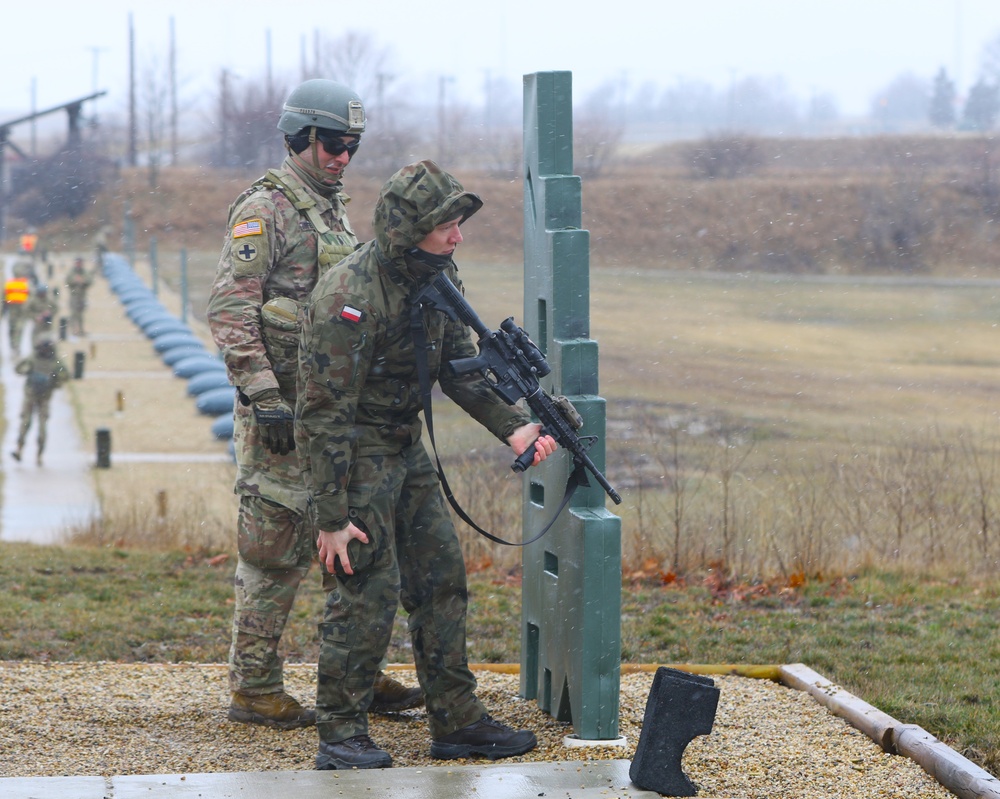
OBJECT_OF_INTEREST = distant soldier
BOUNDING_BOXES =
[3,266,32,355]
[12,258,38,288]
[19,229,38,259]
[65,257,95,336]
[11,337,71,467]
[94,224,112,270]
[25,284,59,346]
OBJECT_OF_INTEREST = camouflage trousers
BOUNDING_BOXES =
[7,306,26,354]
[316,442,485,743]
[229,494,315,695]
[16,392,52,453]
[68,302,86,336]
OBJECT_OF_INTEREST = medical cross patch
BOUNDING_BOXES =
[234,241,258,262]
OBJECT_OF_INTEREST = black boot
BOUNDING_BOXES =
[431,714,536,760]
[316,735,392,770]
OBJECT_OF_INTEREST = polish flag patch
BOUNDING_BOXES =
[340,305,364,323]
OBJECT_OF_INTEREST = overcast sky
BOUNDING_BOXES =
[3,0,1000,123]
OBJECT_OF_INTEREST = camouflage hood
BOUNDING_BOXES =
[372,160,482,262]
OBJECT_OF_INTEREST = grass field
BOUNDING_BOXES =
[0,542,997,775]
[9,245,1000,778]
[165,252,1000,578]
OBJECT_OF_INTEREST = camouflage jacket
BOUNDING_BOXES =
[25,291,58,323]
[65,268,94,306]
[15,353,70,400]
[296,161,530,531]
[206,156,358,511]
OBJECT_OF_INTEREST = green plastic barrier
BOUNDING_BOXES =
[519,71,623,741]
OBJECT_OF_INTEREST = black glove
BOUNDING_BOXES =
[250,388,296,455]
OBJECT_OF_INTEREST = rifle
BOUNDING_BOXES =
[414,272,622,506]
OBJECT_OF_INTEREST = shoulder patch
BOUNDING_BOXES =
[233,218,263,238]
[340,305,364,323]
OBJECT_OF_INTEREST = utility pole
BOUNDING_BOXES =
[89,46,108,97]
[437,75,454,164]
[170,17,178,166]
[220,70,228,167]
[30,79,36,157]
[128,13,137,167]
[266,28,273,98]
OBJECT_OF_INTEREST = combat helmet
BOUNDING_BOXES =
[277,79,366,136]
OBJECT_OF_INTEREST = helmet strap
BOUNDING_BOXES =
[308,127,322,171]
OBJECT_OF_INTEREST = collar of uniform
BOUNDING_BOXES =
[283,155,344,199]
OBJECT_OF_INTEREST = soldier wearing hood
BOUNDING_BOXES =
[296,160,557,770]
[207,79,420,732]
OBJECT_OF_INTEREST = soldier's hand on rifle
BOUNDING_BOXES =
[508,423,557,467]
[317,523,369,575]
[249,388,296,455]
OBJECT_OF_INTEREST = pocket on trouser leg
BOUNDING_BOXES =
[337,502,382,575]
[329,458,401,577]
[237,495,303,569]
[316,621,372,741]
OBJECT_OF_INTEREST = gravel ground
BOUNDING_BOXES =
[0,662,954,798]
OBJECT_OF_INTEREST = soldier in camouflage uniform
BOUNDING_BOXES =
[296,160,557,770]
[4,259,36,356]
[10,337,71,466]
[65,257,95,336]
[207,79,420,731]
[25,283,59,346]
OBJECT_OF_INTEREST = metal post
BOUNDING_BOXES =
[95,428,111,468]
[150,236,158,296]
[519,71,622,741]
[179,248,188,323]
[123,200,135,268]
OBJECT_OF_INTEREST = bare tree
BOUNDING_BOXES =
[684,133,764,180]
[574,82,626,179]
[714,428,755,575]
[473,74,522,177]
[138,56,170,187]
[962,79,1000,131]
[214,68,288,171]
[726,75,799,133]
[303,30,419,175]
[307,30,393,100]
[871,71,930,132]
[857,138,932,271]
[929,67,957,129]
[979,32,1000,87]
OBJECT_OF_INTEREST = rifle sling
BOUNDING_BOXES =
[409,300,581,547]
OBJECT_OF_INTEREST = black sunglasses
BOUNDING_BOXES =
[315,132,360,157]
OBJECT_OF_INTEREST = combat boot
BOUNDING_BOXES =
[430,714,537,760]
[316,735,392,770]
[228,691,316,730]
[369,670,423,713]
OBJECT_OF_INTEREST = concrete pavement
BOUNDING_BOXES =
[0,256,663,798]
[0,256,98,544]
[2,760,662,799]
